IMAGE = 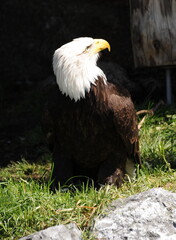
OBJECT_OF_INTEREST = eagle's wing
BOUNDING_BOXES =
[106,83,141,167]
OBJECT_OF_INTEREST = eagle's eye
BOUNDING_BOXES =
[85,45,91,51]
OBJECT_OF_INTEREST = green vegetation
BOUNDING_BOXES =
[0,105,176,240]
[140,104,176,169]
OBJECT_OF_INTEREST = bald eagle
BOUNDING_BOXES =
[42,37,141,188]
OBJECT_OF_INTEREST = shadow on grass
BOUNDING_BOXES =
[0,81,50,167]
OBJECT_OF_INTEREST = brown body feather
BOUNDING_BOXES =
[42,77,141,188]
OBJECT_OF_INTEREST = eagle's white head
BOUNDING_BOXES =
[53,37,111,101]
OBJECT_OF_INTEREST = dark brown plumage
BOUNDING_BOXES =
[42,76,141,188]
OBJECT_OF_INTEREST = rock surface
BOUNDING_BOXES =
[92,188,176,240]
[19,223,82,240]
[18,188,176,240]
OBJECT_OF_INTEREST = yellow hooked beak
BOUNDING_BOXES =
[90,39,111,55]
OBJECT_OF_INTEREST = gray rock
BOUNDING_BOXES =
[92,188,176,240]
[19,223,82,240]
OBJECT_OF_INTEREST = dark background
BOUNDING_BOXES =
[1,0,134,82]
[0,0,175,166]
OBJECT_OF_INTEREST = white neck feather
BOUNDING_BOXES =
[53,40,107,101]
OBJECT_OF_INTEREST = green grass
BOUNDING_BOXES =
[0,104,176,240]
[139,105,176,169]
